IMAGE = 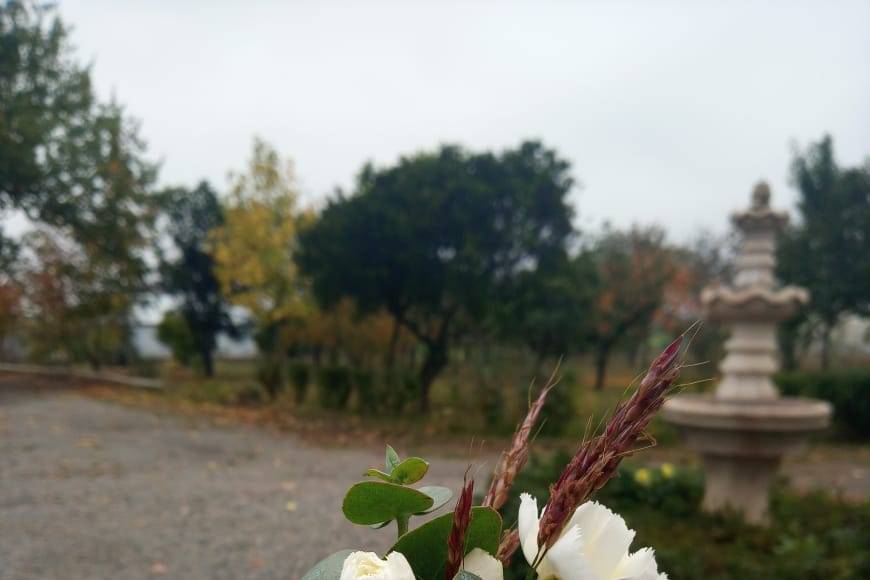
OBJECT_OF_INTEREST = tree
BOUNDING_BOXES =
[777,136,870,368]
[160,181,233,376]
[21,229,134,368]
[498,252,598,373]
[588,225,675,390]
[17,103,156,369]
[660,232,733,366]
[210,138,312,395]
[298,141,575,412]
[2,2,158,368]
[1,1,94,224]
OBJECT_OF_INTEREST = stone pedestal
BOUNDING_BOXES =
[664,395,831,523]
[663,183,831,524]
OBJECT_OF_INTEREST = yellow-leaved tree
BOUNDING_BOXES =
[211,138,414,402]
[209,138,312,394]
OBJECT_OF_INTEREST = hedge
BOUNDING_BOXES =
[775,369,870,440]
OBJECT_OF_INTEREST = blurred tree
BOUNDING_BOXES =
[498,253,598,373]
[588,225,675,390]
[210,138,312,393]
[298,141,575,412]
[778,136,870,368]
[21,229,134,368]
[159,182,233,376]
[17,104,156,369]
[291,299,411,368]
[2,2,158,245]
[659,232,733,367]
[156,310,197,367]
[0,280,22,357]
[1,1,93,224]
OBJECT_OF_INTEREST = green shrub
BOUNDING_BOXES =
[378,369,418,415]
[318,365,353,409]
[776,370,870,440]
[353,369,377,409]
[537,368,576,437]
[156,311,197,367]
[498,452,870,580]
[288,362,310,404]
[256,356,285,400]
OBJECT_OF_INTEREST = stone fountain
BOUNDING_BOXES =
[662,182,831,524]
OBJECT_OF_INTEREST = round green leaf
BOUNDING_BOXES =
[455,573,483,580]
[386,445,401,471]
[301,549,354,580]
[390,507,502,580]
[342,481,434,525]
[391,457,429,485]
[416,485,452,514]
[364,468,394,482]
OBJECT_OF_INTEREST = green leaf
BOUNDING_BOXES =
[368,521,391,530]
[364,468,394,483]
[390,507,502,580]
[342,481,434,525]
[391,457,429,485]
[416,485,452,514]
[455,573,483,580]
[386,444,401,472]
[301,549,353,580]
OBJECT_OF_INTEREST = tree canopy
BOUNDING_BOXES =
[298,141,576,411]
[778,135,870,367]
[159,181,233,376]
[587,225,675,389]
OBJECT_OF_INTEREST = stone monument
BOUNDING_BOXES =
[662,182,832,523]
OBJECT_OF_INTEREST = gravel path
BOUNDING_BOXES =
[0,376,472,580]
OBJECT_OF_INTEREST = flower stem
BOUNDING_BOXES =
[396,515,410,539]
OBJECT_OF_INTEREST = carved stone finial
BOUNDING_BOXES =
[752,181,771,209]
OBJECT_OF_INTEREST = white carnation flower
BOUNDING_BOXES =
[460,547,504,580]
[518,494,668,580]
[340,551,415,580]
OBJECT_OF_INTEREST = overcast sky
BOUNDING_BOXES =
[54,0,870,240]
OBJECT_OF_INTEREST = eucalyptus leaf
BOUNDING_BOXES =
[301,549,353,580]
[369,520,391,530]
[455,573,483,580]
[386,445,401,472]
[390,507,502,580]
[342,481,434,525]
[416,485,452,514]
[364,468,394,483]
[390,457,429,485]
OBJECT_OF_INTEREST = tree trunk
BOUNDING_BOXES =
[202,348,215,377]
[418,340,448,414]
[385,318,401,369]
[594,343,611,391]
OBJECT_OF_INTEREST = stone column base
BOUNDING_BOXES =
[700,453,781,524]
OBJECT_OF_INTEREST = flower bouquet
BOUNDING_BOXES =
[302,337,684,580]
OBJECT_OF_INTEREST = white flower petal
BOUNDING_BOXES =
[614,547,665,580]
[567,501,634,578]
[383,552,415,580]
[518,493,541,567]
[340,551,415,580]
[547,525,596,580]
[462,548,503,580]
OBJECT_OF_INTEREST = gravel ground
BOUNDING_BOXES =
[0,376,472,580]
[3,374,867,580]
